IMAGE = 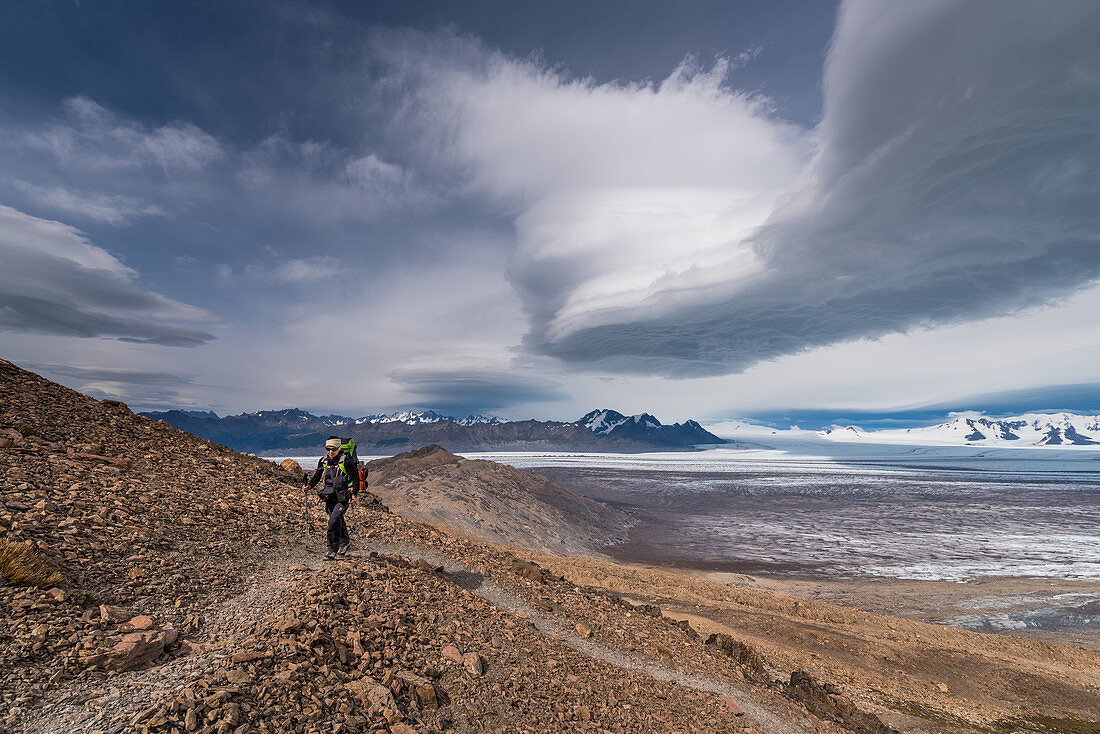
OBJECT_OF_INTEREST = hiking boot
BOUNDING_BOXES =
[337,543,351,557]
[324,549,336,560]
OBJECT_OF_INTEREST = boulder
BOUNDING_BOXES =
[130,615,155,630]
[464,652,486,676]
[100,604,132,623]
[396,670,438,709]
[510,558,547,583]
[441,644,464,664]
[347,676,397,712]
[108,631,167,670]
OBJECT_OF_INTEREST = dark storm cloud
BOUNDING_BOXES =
[387,366,565,414]
[507,0,1100,376]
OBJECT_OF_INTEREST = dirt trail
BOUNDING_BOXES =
[24,537,817,734]
[361,537,817,734]
[22,545,314,734]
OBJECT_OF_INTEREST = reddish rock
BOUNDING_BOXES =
[396,671,438,709]
[441,644,464,664]
[347,676,396,711]
[100,604,132,623]
[464,651,486,676]
[108,631,167,670]
[130,615,155,630]
[510,559,547,583]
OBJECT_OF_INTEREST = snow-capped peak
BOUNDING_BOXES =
[355,410,507,426]
[577,409,625,434]
[579,409,664,435]
[707,411,1100,447]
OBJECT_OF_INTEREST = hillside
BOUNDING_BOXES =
[141,407,726,454]
[364,445,630,555]
[4,357,1100,734]
[1,358,870,733]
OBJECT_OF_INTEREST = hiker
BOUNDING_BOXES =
[306,437,360,559]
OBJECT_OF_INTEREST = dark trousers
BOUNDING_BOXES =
[324,495,351,552]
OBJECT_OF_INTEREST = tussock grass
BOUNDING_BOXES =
[0,539,64,588]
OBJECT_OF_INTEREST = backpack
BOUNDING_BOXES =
[328,435,359,465]
[326,435,361,487]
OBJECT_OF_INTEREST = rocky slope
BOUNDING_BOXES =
[363,445,630,555]
[1,358,876,734]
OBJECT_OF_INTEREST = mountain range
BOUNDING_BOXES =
[710,412,1100,448]
[140,407,725,454]
[830,412,1100,446]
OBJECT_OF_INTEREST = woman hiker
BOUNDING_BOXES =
[306,437,360,559]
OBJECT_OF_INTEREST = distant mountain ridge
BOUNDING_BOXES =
[141,406,724,454]
[855,412,1100,446]
[710,412,1100,447]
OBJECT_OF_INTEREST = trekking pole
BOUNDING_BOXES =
[346,493,355,535]
[301,483,311,550]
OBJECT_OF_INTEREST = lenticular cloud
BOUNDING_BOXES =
[0,205,218,346]
[390,1,1100,377]
[544,0,1100,376]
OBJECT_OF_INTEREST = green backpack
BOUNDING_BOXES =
[328,435,359,472]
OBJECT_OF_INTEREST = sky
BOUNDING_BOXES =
[1,0,1099,426]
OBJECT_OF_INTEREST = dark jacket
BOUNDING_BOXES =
[307,452,360,500]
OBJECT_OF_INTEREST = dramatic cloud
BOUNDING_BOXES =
[0,205,218,345]
[3,3,1096,420]
[376,34,807,372]
[388,3,1100,377]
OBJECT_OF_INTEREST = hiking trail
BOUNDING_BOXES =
[24,537,815,734]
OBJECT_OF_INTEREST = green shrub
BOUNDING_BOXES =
[12,422,35,438]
